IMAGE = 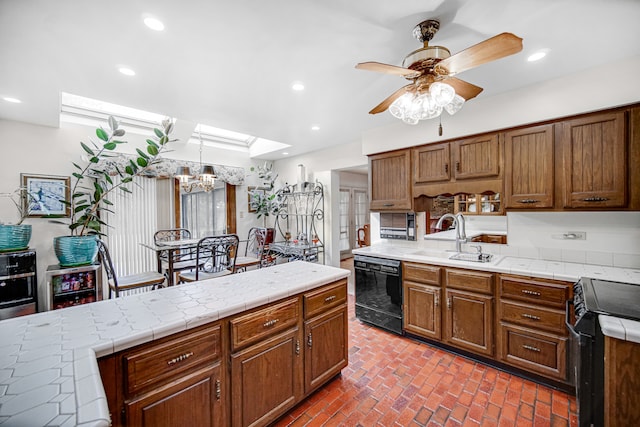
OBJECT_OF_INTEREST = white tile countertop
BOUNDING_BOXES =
[354,244,640,344]
[0,261,350,427]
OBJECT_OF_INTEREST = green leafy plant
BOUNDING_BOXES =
[64,116,175,235]
[248,162,281,219]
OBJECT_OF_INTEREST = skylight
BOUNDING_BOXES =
[190,124,290,156]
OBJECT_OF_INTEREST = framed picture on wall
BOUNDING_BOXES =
[248,186,263,213]
[21,173,71,217]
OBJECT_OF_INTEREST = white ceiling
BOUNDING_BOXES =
[1,0,639,160]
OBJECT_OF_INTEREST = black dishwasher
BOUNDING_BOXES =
[354,255,403,335]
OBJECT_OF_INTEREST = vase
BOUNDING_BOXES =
[0,224,32,252]
[53,235,98,267]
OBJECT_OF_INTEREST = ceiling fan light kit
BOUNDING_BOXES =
[356,19,523,130]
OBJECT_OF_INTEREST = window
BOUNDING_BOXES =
[180,181,227,238]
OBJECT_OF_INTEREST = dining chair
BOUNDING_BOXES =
[153,228,201,277]
[356,224,370,247]
[96,239,167,298]
[234,227,274,272]
[178,234,240,283]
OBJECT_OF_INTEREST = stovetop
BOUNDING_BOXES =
[578,277,640,321]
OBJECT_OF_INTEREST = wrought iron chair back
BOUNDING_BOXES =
[179,234,240,282]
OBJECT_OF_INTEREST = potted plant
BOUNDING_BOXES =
[0,188,35,252]
[53,116,175,267]
[248,162,281,221]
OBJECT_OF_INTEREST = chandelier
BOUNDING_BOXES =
[175,130,216,193]
[389,80,465,126]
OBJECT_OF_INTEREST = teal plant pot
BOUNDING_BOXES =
[0,224,32,252]
[54,235,98,267]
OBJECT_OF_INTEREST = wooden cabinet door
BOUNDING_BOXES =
[504,124,555,208]
[126,364,223,427]
[451,134,500,180]
[444,289,493,356]
[304,305,348,393]
[403,281,441,340]
[412,143,450,184]
[369,149,412,211]
[231,327,302,427]
[561,111,627,208]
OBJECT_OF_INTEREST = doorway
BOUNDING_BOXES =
[339,187,368,259]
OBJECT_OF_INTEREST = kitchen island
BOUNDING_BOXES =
[0,261,350,427]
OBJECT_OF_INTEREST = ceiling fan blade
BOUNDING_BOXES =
[442,77,483,100]
[437,32,523,76]
[369,84,413,114]
[356,61,419,77]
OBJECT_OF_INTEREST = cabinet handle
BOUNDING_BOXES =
[582,197,609,202]
[517,199,539,204]
[521,289,541,297]
[444,164,448,173]
[263,319,279,327]
[307,333,313,348]
[447,297,451,309]
[324,295,336,303]
[455,161,460,172]
[522,344,541,352]
[296,339,300,355]
[522,313,541,321]
[167,351,194,366]
[383,203,394,207]
[434,292,439,307]
[215,379,221,400]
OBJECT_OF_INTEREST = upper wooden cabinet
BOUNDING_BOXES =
[560,111,627,208]
[504,124,555,209]
[412,133,503,197]
[369,149,412,211]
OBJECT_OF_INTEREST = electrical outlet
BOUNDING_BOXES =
[552,231,586,240]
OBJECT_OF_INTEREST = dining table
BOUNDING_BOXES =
[140,238,201,286]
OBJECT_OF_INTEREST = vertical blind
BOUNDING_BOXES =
[104,176,159,277]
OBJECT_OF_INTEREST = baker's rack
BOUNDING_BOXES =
[272,181,324,263]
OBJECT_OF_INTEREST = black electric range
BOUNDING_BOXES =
[568,277,640,427]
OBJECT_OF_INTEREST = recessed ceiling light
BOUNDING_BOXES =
[2,97,21,103]
[144,17,165,31]
[527,50,548,62]
[311,125,320,131]
[282,152,289,155]
[118,67,136,76]
[292,82,305,91]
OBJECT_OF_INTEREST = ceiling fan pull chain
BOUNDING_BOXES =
[438,116,443,136]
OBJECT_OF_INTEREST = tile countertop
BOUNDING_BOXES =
[354,244,640,344]
[0,261,350,427]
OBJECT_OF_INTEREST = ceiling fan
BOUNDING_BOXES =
[356,19,523,128]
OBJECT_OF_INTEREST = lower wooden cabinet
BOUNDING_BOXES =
[98,279,349,427]
[444,289,494,356]
[126,364,223,427]
[231,327,303,427]
[304,304,348,392]
[403,280,441,340]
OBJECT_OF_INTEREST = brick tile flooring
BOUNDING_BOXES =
[274,296,577,427]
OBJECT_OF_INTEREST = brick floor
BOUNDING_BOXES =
[273,295,577,427]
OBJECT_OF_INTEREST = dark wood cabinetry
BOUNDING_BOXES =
[412,133,503,198]
[444,269,494,357]
[403,262,442,340]
[497,275,571,381]
[369,149,412,211]
[98,279,348,427]
[560,111,627,208]
[504,124,555,208]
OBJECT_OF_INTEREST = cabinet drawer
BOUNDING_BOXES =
[499,276,570,308]
[124,323,221,397]
[498,323,567,381]
[304,280,347,319]
[231,297,299,351]
[499,300,566,335]
[445,268,494,294]
[403,262,441,285]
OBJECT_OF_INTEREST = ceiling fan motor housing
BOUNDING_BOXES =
[402,19,451,77]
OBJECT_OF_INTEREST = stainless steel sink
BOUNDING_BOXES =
[449,252,493,263]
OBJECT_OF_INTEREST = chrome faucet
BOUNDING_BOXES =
[435,213,467,252]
